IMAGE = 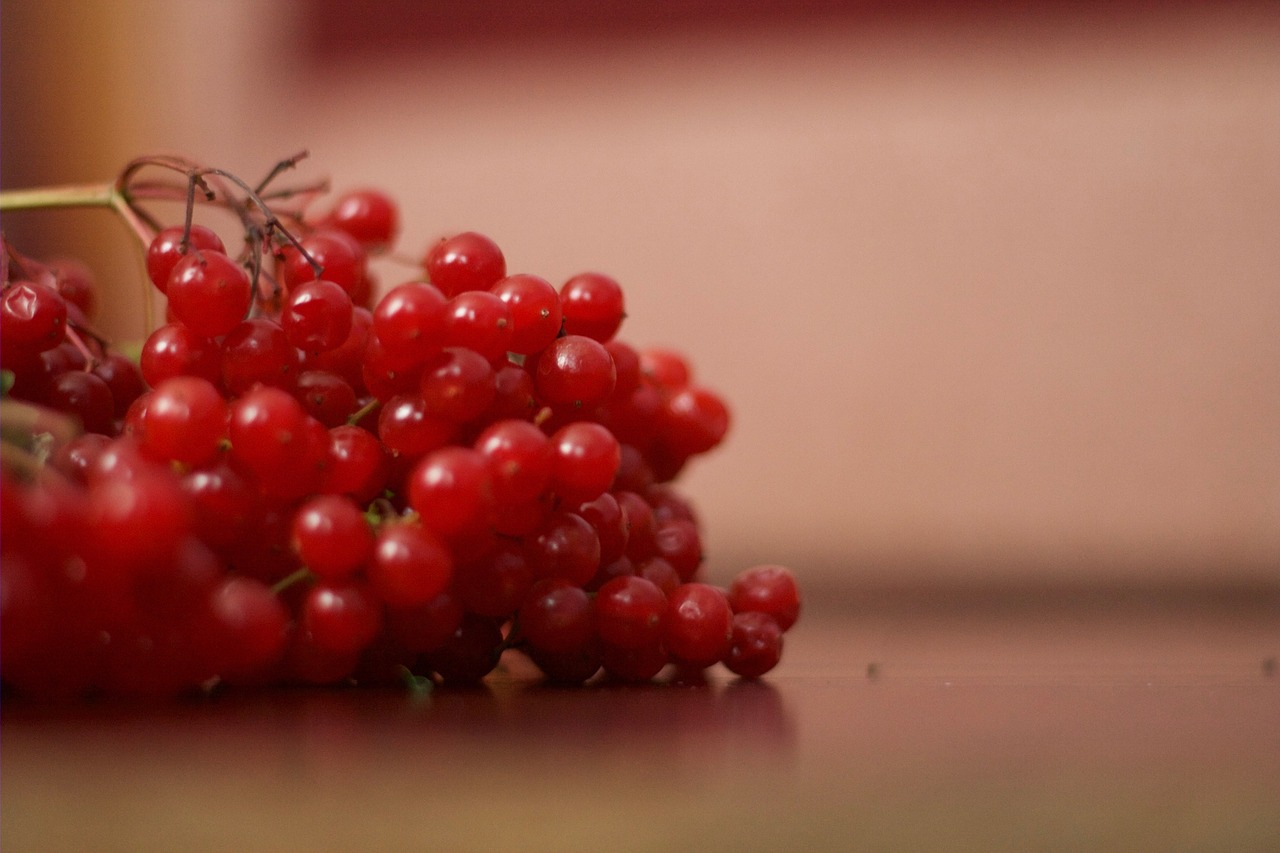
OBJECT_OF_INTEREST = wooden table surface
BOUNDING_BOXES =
[3,596,1278,852]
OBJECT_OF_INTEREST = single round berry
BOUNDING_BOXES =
[139,376,228,467]
[661,385,730,457]
[559,272,625,342]
[282,278,354,353]
[474,418,553,506]
[326,188,399,251]
[407,446,496,539]
[1,280,67,351]
[424,231,506,297]
[549,421,622,504]
[372,281,448,367]
[523,511,601,587]
[419,347,496,424]
[594,575,667,651]
[220,318,301,394]
[490,273,562,354]
[290,494,374,580]
[724,611,783,679]
[443,290,513,364]
[728,564,801,631]
[302,579,382,656]
[518,578,595,656]
[664,582,733,668]
[140,322,222,387]
[534,334,616,410]
[167,250,253,338]
[368,521,454,607]
[281,228,367,296]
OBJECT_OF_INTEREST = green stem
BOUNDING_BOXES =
[0,183,116,211]
[270,567,315,596]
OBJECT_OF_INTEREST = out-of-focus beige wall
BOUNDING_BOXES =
[4,1,1278,588]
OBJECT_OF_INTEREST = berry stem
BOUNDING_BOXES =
[347,397,381,426]
[0,183,115,211]
[269,567,315,596]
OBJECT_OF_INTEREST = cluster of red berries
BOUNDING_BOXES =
[0,165,800,700]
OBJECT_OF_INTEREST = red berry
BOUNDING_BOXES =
[1,280,66,351]
[474,418,553,506]
[140,322,222,387]
[282,278,354,353]
[326,188,399,251]
[290,494,374,580]
[728,564,801,631]
[146,225,226,293]
[490,273,561,354]
[302,579,381,656]
[549,421,621,504]
[167,251,253,338]
[559,272,625,342]
[372,281,448,368]
[424,231,506,297]
[281,228,367,296]
[664,582,733,668]
[368,521,454,607]
[139,376,228,467]
[406,446,495,539]
[533,334,616,410]
[518,578,595,656]
[523,510,600,587]
[444,291,513,363]
[594,575,667,651]
[724,611,783,679]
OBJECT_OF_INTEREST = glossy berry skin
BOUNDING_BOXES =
[728,564,800,631]
[419,347,496,424]
[302,580,382,656]
[490,274,562,355]
[724,611,783,679]
[43,371,115,435]
[474,418,553,506]
[220,318,301,394]
[372,282,448,368]
[377,394,455,458]
[227,385,308,478]
[559,272,625,342]
[294,370,358,427]
[201,576,289,678]
[282,278,353,353]
[1,281,66,351]
[368,522,454,607]
[523,511,600,587]
[443,291,513,364]
[139,376,228,467]
[167,251,253,338]
[139,322,222,387]
[146,225,226,293]
[549,421,621,504]
[534,335,616,410]
[664,583,733,668]
[595,575,667,651]
[407,446,495,539]
[518,578,595,656]
[424,231,506,297]
[326,188,399,251]
[661,385,730,457]
[320,424,389,503]
[281,229,367,295]
[290,494,374,580]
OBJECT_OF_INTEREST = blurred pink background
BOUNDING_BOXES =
[4,0,1278,593]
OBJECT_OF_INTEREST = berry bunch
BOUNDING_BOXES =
[0,155,800,699]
